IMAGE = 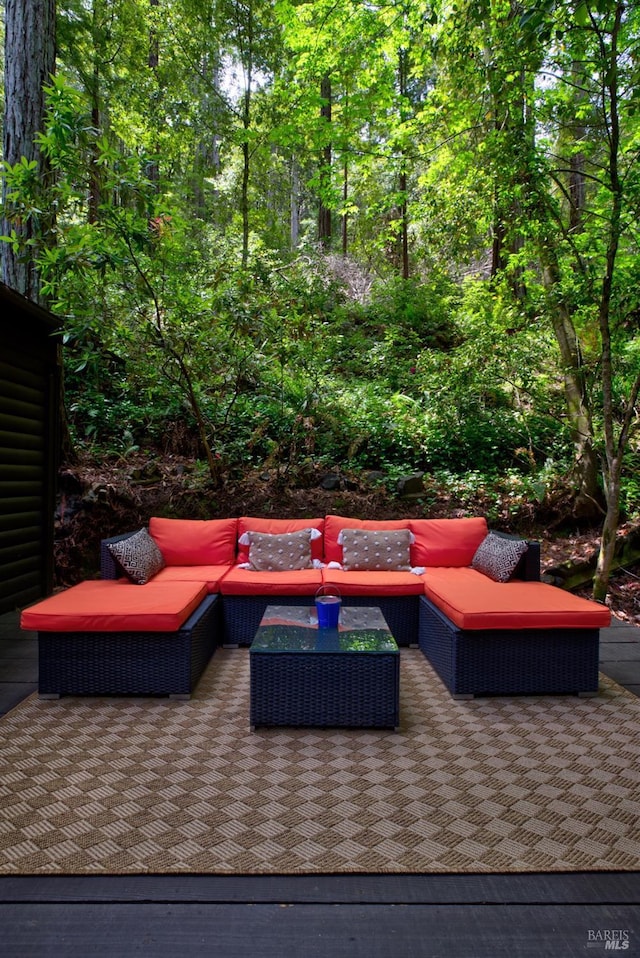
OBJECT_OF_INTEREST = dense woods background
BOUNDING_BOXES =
[1,0,639,604]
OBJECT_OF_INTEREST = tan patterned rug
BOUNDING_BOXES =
[1,648,639,875]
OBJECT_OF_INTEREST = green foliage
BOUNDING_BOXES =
[1,72,574,482]
[2,0,640,572]
[620,453,640,521]
[364,275,460,344]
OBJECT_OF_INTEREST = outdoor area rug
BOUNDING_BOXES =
[1,648,639,875]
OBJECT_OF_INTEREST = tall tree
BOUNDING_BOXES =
[2,0,56,301]
[517,0,640,594]
[147,0,161,189]
[586,1,640,600]
[430,0,640,596]
[397,47,410,279]
[318,73,332,248]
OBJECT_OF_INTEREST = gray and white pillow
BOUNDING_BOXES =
[471,532,528,582]
[340,528,412,572]
[107,527,165,584]
[245,529,315,571]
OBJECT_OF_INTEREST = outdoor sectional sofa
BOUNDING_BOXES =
[20,514,612,700]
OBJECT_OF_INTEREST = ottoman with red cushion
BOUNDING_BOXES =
[21,580,218,698]
[418,568,611,698]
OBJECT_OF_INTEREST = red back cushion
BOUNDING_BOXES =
[236,517,325,564]
[149,517,238,565]
[323,515,411,565]
[410,517,488,567]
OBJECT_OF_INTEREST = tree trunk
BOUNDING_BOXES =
[538,240,602,518]
[399,169,409,279]
[318,74,332,248]
[591,2,629,602]
[2,0,56,302]
[290,159,300,250]
[569,151,586,234]
[342,157,348,256]
[240,0,254,268]
[398,49,409,279]
[88,62,102,225]
[490,215,506,277]
[194,56,222,217]
[594,476,621,605]
[568,60,587,234]
[146,0,160,190]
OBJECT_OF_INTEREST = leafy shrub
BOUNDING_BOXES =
[620,452,640,520]
[364,275,460,350]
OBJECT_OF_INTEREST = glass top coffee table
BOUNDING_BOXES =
[249,605,400,730]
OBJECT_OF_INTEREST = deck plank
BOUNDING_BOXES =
[1,901,640,958]
[1,872,640,905]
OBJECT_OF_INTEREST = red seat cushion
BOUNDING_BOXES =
[423,567,611,630]
[236,517,325,564]
[410,518,488,567]
[219,567,323,596]
[322,569,425,597]
[150,564,232,593]
[149,517,238,565]
[20,580,207,632]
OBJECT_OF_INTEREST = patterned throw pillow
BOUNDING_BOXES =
[107,527,165,585]
[341,528,412,572]
[246,529,314,571]
[471,532,528,582]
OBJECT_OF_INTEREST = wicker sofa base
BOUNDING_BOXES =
[418,595,600,698]
[38,594,220,699]
[222,593,419,647]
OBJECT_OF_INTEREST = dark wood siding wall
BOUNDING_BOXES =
[0,284,61,613]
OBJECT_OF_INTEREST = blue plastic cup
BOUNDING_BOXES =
[315,594,341,628]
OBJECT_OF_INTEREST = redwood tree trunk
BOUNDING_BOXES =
[239,0,254,267]
[342,157,348,256]
[2,0,56,301]
[291,159,300,249]
[147,0,160,190]
[318,74,332,248]
[398,49,409,279]
[568,60,587,234]
[88,66,102,225]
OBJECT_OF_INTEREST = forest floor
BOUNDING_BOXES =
[54,452,640,627]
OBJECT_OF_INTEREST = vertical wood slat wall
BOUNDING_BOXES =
[0,283,61,614]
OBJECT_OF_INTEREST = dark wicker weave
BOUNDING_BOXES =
[250,648,400,729]
[222,594,317,646]
[492,533,541,582]
[38,594,219,698]
[223,593,418,647]
[418,595,600,698]
[100,532,139,580]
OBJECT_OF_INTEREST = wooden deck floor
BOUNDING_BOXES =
[1,611,639,957]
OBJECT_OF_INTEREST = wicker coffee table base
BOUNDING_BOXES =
[250,650,400,730]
